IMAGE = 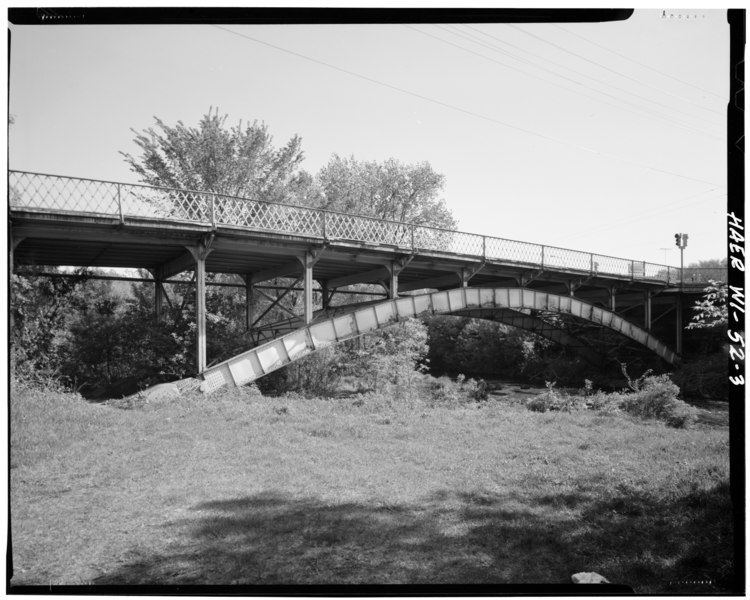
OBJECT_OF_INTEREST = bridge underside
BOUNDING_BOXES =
[11,210,691,372]
[201,287,679,393]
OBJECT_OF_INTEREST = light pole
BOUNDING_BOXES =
[673,233,688,355]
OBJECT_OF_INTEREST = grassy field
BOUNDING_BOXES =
[9,380,735,592]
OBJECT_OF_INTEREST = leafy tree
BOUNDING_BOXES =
[121,107,308,204]
[11,268,94,384]
[60,279,196,397]
[316,154,456,229]
[687,280,728,330]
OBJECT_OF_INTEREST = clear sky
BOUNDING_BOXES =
[8,8,730,267]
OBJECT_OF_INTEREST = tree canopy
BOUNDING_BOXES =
[121,108,307,204]
[687,280,728,330]
[316,154,456,229]
[122,109,456,231]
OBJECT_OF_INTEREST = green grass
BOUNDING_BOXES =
[9,381,735,591]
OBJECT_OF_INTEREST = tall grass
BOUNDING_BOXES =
[9,380,734,592]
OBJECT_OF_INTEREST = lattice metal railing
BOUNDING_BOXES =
[9,170,719,285]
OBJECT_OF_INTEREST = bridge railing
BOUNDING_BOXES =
[9,170,726,285]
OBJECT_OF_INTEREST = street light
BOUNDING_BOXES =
[674,233,688,289]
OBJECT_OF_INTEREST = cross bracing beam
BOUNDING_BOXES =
[201,287,679,393]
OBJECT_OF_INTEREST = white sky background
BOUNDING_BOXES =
[8,8,730,267]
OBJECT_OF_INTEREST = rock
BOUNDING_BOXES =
[571,572,610,584]
[174,377,202,393]
[140,382,181,402]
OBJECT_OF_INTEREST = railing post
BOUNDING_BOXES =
[117,184,124,224]
[590,254,594,276]
[411,225,415,252]
[482,236,486,261]
[210,195,216,228]
[322,211,327,240]
[541,245,545,269]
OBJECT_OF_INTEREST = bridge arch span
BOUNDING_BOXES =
[202,287,678,393]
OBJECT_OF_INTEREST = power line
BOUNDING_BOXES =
[213,24,724,188]
[462,23,724,124]
[504,24,724,128]
[430,24,723,141]
[552,23,727,102]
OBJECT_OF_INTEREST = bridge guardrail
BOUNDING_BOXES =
[8,170,727,285]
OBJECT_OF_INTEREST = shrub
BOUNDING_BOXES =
[465,378,489,402]
[277,347,343,398]
[526,381,583,413]
[587,390,625,414]
[618,374,698,429]
[429,375,463,405]
[427,374,489,406]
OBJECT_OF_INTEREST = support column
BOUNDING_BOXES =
[155,282,164,321]
[675,295,683,355]
[148,268,166,321]
[294,247,324,326]
[187,236,214,374]
[384,256,414,300]
[566,280,581,298]
[609,287,617,312]
[458,262,484,288]
[458,268,471,288]
[388,265,399,299]
[321,281,331,310]
[644,291,652,331]
[243,274,256,331]
[300,251,315,324]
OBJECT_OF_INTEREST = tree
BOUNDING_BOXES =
[316,154,456,230]
[11,268,94,384]
[687,280,728,330]
[121,107,307,204]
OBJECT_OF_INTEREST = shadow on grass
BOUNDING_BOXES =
[86,479,737,593]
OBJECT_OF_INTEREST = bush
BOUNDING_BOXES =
[618,374,698,429]
[526,381,583,413]
[427,374,489,407]
[587,390,625,414]
[276,347,343,398]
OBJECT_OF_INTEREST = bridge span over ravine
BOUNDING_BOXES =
[9,171,724,391]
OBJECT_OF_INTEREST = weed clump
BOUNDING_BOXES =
[526,372,698,429]
[619,374,698,428]
[429,374,489,406]
[526,381,583,413]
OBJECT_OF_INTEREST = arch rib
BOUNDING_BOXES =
[201,287,678,393]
